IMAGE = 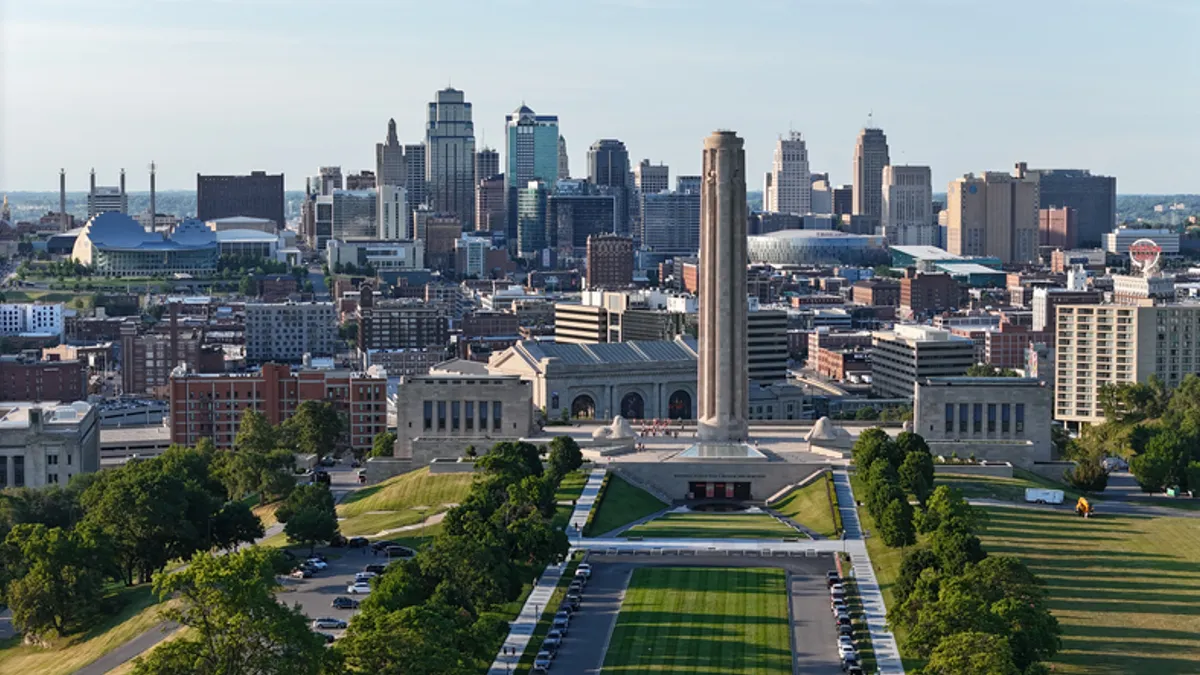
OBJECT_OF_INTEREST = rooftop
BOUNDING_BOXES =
[0,401,94,429]
[890,245,962,261]
[523,337,698,366]
[922,377,1044,387]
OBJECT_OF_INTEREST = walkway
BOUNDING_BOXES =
[832,470,905,674]
[486,467,606,674]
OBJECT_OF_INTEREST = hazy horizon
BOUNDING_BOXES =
[3,0,1198,193]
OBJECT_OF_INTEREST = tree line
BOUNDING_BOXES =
[852,429,1061,675]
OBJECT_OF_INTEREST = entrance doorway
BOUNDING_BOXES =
[687,481,752,500]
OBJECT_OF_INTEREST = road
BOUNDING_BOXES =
[549,554,845,675]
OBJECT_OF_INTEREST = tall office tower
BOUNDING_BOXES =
[677,175,701,195]
[810,177,833,214]
[586,234,634,289]
[331,189,378,240]
[346,171,376,191]
[377,186,408,240]
[764,131,811,215]
[403,144,427,210]
[549,192,616,258]
[697,131,749,444]
[475,148,500,183]
[505,105,559,244]
[376,119,405,187]
[588,139,632,237]
[313,195,333,251]
[476,175,507,233]
[852,127,890,219]
[947,166,1040,264]
[426,87,476,227]
[196,171,283,228]
[634,160,670,194]
[87,169,129,218]
[641,191,701,255]
[558,135,570,180]
[1023,167,1116,248]
[881,165,935,246]
[316,166,343,196]
[1039,206,1077,249]
[832,184,853,217]
[516,181,550,259]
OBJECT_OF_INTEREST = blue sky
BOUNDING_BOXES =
[2,0,1197,193]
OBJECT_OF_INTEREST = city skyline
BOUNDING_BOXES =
[2,0,1198,193]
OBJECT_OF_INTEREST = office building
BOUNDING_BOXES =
[0,356,87,402]
[914,377,1052,466]
[331,190,377,240]
[423,215,462,273]
[852,127,889,219]
[832,184,853,217]
[505,105,559,242]
[586,234,634,290]
[168,363,386,453]
[588,139,632,236]
[558,135,570,179]
[748,308,789,384]
[1104,227,1180,256]
[900,271,960,317]
[476,175,507,233]
[0,402,100,488]
[404,144,428,212]
[1026,168,1116,247]
[315,166,343,195]
[881,165,935,246]
[634,160,670,195]
[475,148,500,188]
[345,171,376,191]
[947,166,1040,264]
[196,171,284,229]
[516,181,550,258]
[549,192,616,257]
[456,235,490,278]
[244,302,337,363]
[377,186,408,240]
[852,279,901,306]
[375,118,406,187]
[642,190,701,255]
[1039,206,1078,249]
[87,170,128,218]
[426,88,476,227]
[0,303,64,338]
[764,131,811,216]
[327,239,424,273]
[356,294,448,351]
[870,325,975,398]
[1055,303,1200,425]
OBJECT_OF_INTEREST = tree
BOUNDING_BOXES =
[131,548,333,675]
[371,431,397,459]
[1051,424,1073,458]
[234,408,278,456]
[893,547,940,607]
[210,501,265,551]
[1099,375,1169,423]
[923,632,1021,675]
[546,436,583,479]
[852,427,898,474]
[277,484,338,555]
[854,406,879,421]
[879,498,917,548]
[919,485,983,534]
[930,521,987,576]
[965,364,1020,378]
[283,401,344,458]
[3,524,108,640]
[474,441,543,483]
[1064,453,1110,493]
[1188,462,1200,496]
[899,446,935,505]
[1130,429,1189,492]
[339,601,492,675]
[238,275,257,297]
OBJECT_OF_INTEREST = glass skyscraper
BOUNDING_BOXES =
[505,105,559,246]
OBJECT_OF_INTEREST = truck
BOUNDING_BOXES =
[1024,488,1064,505]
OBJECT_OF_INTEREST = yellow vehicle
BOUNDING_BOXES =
[1075,497,1094,518]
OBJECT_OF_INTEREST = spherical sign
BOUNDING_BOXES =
[1129,238,1162,276]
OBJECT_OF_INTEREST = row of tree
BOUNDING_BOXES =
[853,428,934,547]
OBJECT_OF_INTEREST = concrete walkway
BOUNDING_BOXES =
[832,470,905,674]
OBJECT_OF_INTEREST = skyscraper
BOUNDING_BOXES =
[641,191,700,255]
[881,165,935,246]
[475,148,500,183]
[516,181,550,259]
[947,166,1040,264]
[558,135,570,180]
[505,105,559,244]
[586,234,634,290]
[315,166,343,196]
[852,127,890,219]
[1023,167,1116,248]
[375,119,405,187]
[403,144,427,211]
[634,160,670,194]
[196,171,283,228]
[426,87,476,227]
[377,186,408,240]
[763,131,811,215]
[588,139,632,236]
[698,130,749,443]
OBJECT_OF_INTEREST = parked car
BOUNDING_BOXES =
[347,537,370,548]
[841,656,861,672]
[826,570,840,587]
[568,580,585,594]
[289,568,311,579]
[837,642,857,659]
[551,616,569,635]
[319,457,336,467]
[315,632,336,644]
[830,583,845,595]
[831,599,847,614]
[838,623,854,636]
[565,593,582,610]
[347,581,372,594]
[846,668,864,675]
[355,572,377,582]
[312,617,347,630]
[543,629,564,651]
[331,597,360,610]
[364,564,387,575]
[306,558,328,570]
[384,546,416,559]
[533,650,553,670]
[554,610,571,625]
[371,540,399,552]
[576,563,592,578]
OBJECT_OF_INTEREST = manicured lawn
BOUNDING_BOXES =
[337,467,474,517]
[0,586,170,675]
[338,508,433,537]
[550,469,588,531]
[585,474,668,536]
[771,473,840,538]
[623,512,802,539]
[935,469,1082,503]
[981,507,1200,675]
[603,567,792,674]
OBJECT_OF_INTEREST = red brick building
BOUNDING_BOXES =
[1039,207,1077,249]
[169,363,387,453]
[852,279,901,306]
[813,347,872,381]
[984,323,1053,370]
[585,234,634,290]
[0,355,87,402]
[258,274,299,302]
[900,272,960,317]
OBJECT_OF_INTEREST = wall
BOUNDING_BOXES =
[932,462,1014,478]
[612,460,829,501]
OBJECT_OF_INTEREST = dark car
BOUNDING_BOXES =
[384,545,416,559]
[847,668,864,675]
[551,616,569,635]
[826,570,841,588]
[565,593,581,609]
[371,540,399,552]
[347,537,370,548]
[838,622,854,636]
[331,596,360,610]
[364,564,387,575]
[543,629,564,651]
[319,457,336,467]
[841,656,861,672]
[315,631,336,644]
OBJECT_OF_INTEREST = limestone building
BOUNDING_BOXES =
[913,377,1052,466]
[870,325,975,398]
[0,401,100,488]
[946,167,1039,264]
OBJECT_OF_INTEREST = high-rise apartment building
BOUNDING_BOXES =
[748,308,789,383]
[516,181,550,258]
[870,325,975,398]
[764,132,811,216]
[585,234,634,290]
[426,88,476,227]
[642,191,701,255]
[588,139,632,236]
[634,160,670,195]
[1054,304,1200,425]
[1025,167,1116,248]
[375,119,405,187]
[87,170,128,218]
[947,167,1040,264]
[1039,206,1077,249]
[196,171,284,229]
[881,165,935,246]
[558,135,570,180]
[331,190,377,240]
[0,303,64,338]
[852,127,889,219]
[244,302,337,363]
[356,294,449,351]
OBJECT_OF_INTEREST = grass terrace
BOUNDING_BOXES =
[770,472,840,538]
[623,512,802,540]
[603,566,792,675]
[585,474,668,536]
[335,467,474,537]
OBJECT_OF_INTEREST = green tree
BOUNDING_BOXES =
[923,631,1021,675]
[2,524,108,639]
[131,548,333,675]
[899,445,935,505]
[854,406,879,421]
[277,484,338,554]
[474,441,543,483]
[879,497,917,548]
[284,401,344,458]
[893,547,940,607]
[546,436,583,479]
[238,275,257,297]
[919,485,983,534]
[210,501,265,551]
[1130,429,1189,492]
[965,364,1020,378]
[930,521,987,576]
[1063,452,1110,493]
[235,408,278,456]
[371,431,397,458]
[338,601,492,675]
[852,427,898,473]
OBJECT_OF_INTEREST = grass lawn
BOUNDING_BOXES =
[0,585,170,675]
[251,501,280,527]
[771,473,839,538]
[550,469,588,531]
[623,512,802,539]
[335,467,474,536]
[585,474,668,536]
[935,469,1082,504]
[603,567,792,674]
[981,507,1200,675]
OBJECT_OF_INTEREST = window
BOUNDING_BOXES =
[0,457,6,488]
[973,404,982,434]
[479,401,488,426]
[465,401,475,431]
[944,404,954,433]
[47,454,59,465]
[493,401,502,431]
[987,404,996,433]
[437,401,446,431]
[551,393,559,410]
[1001,404,1010,433]
[13,457,24,488]
[451,401,460,431]
[959,404,968,434]
[47,473,59,485]
[1015,404,1025,434]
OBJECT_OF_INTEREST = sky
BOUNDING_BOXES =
[1,0,1198,194]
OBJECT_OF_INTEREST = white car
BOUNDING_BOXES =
[838,642,857,659]
[346,581,372,594]
[830,583,845,595]
[355,572,377,583]
[306,558,328,571]
[576,563,592,579]
[311,617,347,630]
